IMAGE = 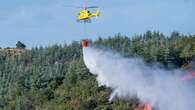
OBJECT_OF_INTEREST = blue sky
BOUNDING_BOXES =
[0,0,194,48]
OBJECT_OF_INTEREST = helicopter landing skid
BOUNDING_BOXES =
[77,19,91,23]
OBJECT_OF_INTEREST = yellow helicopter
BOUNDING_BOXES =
[77,6,100,23]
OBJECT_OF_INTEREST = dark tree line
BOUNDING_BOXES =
[0,31,194,110]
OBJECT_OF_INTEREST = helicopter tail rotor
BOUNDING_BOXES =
[96,8,100,18]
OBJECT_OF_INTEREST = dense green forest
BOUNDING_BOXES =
[0,31,195,110]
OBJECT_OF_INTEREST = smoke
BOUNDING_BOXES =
[83,46,195,110]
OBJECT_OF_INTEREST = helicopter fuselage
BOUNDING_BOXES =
[77,10,92,20]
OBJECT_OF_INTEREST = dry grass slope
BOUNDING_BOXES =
[0,48,25,56]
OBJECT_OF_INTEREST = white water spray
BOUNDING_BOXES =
[83,46,195,110]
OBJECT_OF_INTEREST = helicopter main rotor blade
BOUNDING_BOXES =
[64,5,85,8]
[64,5,99,9]
[86,6,99,9]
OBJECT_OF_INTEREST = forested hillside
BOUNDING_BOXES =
[0,31,195,110]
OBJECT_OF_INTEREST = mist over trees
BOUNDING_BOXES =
[0,31,194,110]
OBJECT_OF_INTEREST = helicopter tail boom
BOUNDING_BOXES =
[90,8,100,18]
